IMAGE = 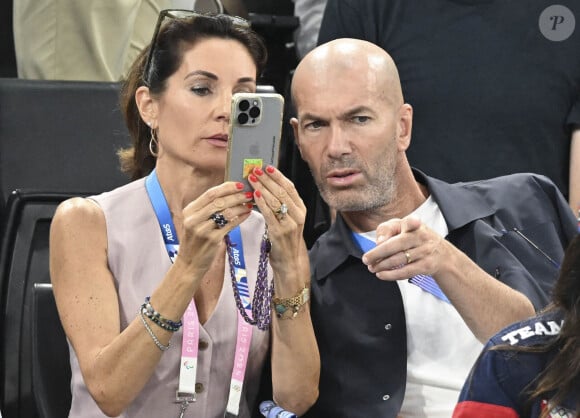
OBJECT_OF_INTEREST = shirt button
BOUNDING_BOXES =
[384,323,392,330]
[195,383,204,393]
[382,394,390,401]
[199,339,209,350]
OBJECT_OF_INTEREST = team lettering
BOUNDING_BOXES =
[500,320,564,345]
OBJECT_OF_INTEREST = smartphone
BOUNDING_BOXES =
[225,92,284,192]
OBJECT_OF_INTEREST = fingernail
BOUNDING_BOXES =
[254,190,262,198]
[245,191,253,199]
[248,174,258,183]
[246,203,254,209]
[266,165,275,174]
[235,182,244,190]
[254,167,264,176]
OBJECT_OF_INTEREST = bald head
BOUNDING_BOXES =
[292,38,404,109]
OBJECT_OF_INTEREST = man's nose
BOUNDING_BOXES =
[326,125,352,157]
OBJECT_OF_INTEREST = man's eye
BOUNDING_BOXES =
[353,116,370,124]
[305,121,323,130]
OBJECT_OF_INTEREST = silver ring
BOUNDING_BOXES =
[209,212,228,228]
[275,203,288,220]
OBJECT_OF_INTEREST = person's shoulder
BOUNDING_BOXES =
[53,178,144,228]
[52,195,105,236]
[488,310,563,348]
[90,177,145,204]
[451,172,563,208]
[462,172,557,193]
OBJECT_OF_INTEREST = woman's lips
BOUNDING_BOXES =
[206,134,229,148]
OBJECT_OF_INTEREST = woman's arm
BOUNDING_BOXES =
[249,166,320,414]
[50,197,179,416]
[50,182,254,416]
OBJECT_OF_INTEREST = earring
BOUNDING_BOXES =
[149,128,159,157]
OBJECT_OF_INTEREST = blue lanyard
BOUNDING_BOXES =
[145,169,250,308]
[228,226,252,310]
[145,169,254,415]
[351,232,376,253]
[352,232,450,304]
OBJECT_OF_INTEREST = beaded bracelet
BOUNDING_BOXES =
[139,311,171,351]
[141,296,183,332]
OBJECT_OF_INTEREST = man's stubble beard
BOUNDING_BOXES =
[313,150,398,212]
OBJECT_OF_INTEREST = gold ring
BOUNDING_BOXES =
[275,203,288,220]
[404,250,411,265]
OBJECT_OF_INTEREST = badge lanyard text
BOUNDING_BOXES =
[146,170,253,416]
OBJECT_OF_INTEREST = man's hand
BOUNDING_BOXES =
[362,215,447,281]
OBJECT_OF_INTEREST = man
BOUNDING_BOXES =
[317,0,580,214]
[290,38,578,417]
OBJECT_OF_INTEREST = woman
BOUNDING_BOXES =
[453,234,580,417]
[49,10,319,418]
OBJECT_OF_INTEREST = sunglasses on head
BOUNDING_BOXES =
[142,9,250,85]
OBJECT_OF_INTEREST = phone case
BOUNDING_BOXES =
[225,92,285,192]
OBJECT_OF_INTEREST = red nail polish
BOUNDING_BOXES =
[266,165,275,174]
[249,174,258,183]
[245,191,253,199]
[254,190,262,198]
[235,182,244,190]
[254,167,264,176]
[246,203,254,209]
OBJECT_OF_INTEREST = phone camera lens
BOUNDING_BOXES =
[238,99,250,111]
[249,106,261,118]
[237,112,249,125]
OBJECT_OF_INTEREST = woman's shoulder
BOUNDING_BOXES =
[488,310,564,348]
[53,178,147,232]
[53,195,104,228]
[89,177,146,206]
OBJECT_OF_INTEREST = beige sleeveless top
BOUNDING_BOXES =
[67,178,271,418]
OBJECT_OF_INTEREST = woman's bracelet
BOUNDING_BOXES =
[141,296,182,332]
[271,286,310,319]
[139,310,171,351]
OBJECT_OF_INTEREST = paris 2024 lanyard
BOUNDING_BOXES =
[146,169,254,417]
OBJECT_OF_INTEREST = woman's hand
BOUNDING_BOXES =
[173,181,254,279]
[247,166,309,283]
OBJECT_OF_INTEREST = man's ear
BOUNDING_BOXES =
[397,103,413,151]
[290,117,303,156]
[135,86,158,127]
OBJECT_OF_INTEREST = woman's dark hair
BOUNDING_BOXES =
[527,233,580,416]
[118,14,268,180]
[489,234,580,416]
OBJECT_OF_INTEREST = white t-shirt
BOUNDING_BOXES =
[362,196,483,417]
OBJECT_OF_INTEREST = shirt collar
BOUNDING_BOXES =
[310,169,495,281]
